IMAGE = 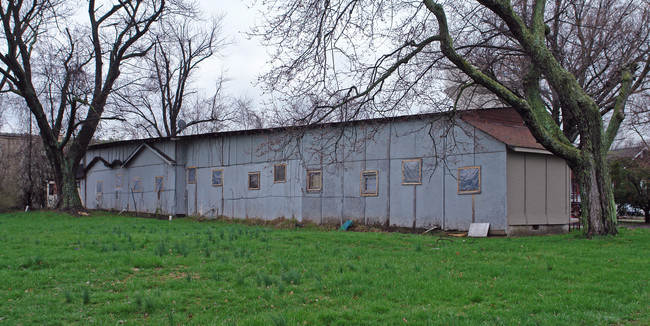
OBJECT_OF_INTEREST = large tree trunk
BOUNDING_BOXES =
[42,138,84,210]
[572,149,618,237]
[58,159,83,209]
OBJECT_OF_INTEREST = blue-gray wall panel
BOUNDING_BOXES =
[302,196,322,223]
[415,158,444,229]
[83,115,565,235]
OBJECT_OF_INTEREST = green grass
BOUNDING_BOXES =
[0,211,649,325]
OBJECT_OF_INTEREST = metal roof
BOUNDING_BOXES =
[459,108,546,150]
[89,107,547,151]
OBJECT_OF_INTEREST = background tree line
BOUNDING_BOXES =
[0,0,264,209]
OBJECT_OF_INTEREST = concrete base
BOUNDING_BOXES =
[507,224,569,237]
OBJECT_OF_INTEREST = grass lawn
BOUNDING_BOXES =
[1,211,649,325]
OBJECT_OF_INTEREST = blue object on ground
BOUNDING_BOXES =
[339,220,353,231]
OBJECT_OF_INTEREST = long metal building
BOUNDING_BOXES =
[81,108,571,235]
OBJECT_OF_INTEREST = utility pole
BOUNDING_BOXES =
[27,115,33,208]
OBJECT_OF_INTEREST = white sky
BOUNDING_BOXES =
[196,0,267,104]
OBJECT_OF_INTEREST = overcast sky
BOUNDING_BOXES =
[196,0,267,104]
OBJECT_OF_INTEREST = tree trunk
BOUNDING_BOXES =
[58,160,83,209]
[572,152,618,237]
[42,140,84,210]
[645,208,649,224]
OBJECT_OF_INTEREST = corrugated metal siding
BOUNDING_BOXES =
[83,118,524,232]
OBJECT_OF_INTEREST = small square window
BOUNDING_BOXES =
[248,172,260,190]
[458,166,481,194]
[115,174,123,188]
[155,176,164,192]
[274,164,287,183]
[360,171,378,196]
[96,181,103,194]
[212,169,223,187]
[132,177,141,192]
[307,170,322,192]
[187,167,197,184]
[402,159,422,185]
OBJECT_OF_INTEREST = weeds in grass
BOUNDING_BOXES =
[281,269,301,285]
[144,295,157,312]
[22,255,45,269]
[270,314,287,326]
[82,287,91,305]
[277,282,286,294]
[134,293,143,309]
[167,311,174,326]
[2,211,650,325]
[62,288,73,303]
[154,241,167,257]
[174,242,189,257]
[279,259,289,271]
[235,273,246,286]
[257,273,275,287]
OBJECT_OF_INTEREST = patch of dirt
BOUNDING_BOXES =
[87,209,465,235]
[57,207,92,217]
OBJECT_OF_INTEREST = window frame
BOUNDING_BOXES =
[402,159,422,185]
[273,164,287,183]
[248,171,261,190]
[187,166,197,184]
[306,170,322,192]
[212,169,223,187]
[360,170,378,196]
[96,180,103,194]
[457,166,481,195]
[115,174,123,189]
[132,177,142,193]
[155,176,164,193]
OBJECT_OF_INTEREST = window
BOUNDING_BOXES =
[212,169,223,187]
[132,177,141,192]
[307,170,322,192]
[155,176,164,192]
[96,181,103,194]
[187,167,197,183]
[402,159,422,185]
[274,164,287,183]
[115,174,123,188]
[248,172,260,190]
[360,171,378,196]
[48,182,57,196]
[458,166,481,194]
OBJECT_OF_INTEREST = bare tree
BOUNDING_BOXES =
[232,96,265,130]
[115,9,232,138]
[257,0,650,236]
[0,0,166,209]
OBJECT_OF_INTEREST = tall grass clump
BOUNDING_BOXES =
[82,287,91,305]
